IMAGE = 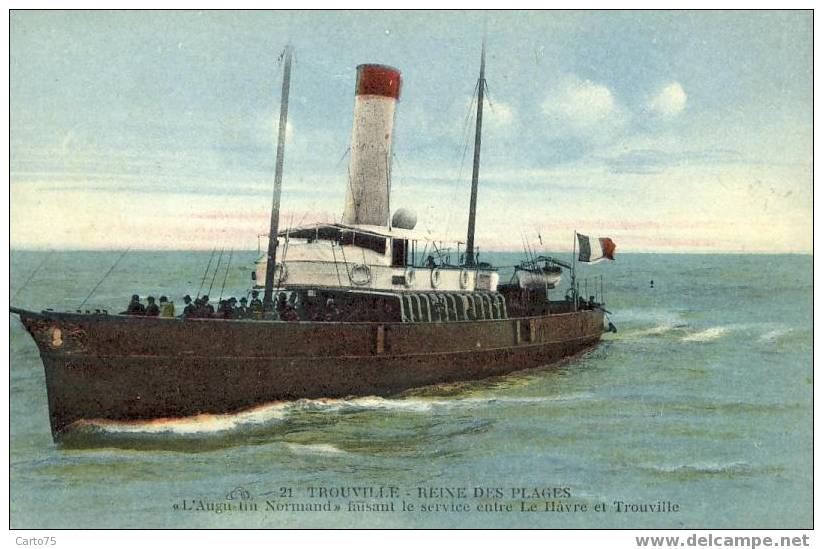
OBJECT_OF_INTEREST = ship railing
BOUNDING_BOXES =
[399,291,507,323]
[573,274,606,307]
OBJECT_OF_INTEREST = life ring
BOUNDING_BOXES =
[459,269,471,289]
[349,264,372,286]
[404,267,416,288]
[430,267,442,289]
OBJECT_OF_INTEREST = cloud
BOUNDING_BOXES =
[606,149,671,174]
[605,148,744,174]
[541,76,622,132]
[460,96,515,137]
[483,98,515,130]
[647,82,687,117]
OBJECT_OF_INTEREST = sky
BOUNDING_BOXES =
[10,10,812,252]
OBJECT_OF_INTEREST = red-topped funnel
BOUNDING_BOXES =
[343,64,402,227]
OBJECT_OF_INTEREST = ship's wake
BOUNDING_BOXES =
[681,326,729,342]
[613,309,795,345]
[639,460,785,479]
[57,391,592,452]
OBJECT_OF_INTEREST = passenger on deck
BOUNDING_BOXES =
[236,297,248,318]
[199,295,215,317]
[248,290,264,316]
[217,299,233,319]
[324,298,340,322]
[124,295,146,316]
[182,295,197,318]
[145,296,160,317]
[425,255,436,268]
[305,298,322,321]
[159,296,175,317]
[280,305,299,322]
[278,293,299,321]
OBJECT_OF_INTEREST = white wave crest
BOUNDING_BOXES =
[759,328,791,342]
[304,396,438,414]
[627,324,679,338]
[650,461,754,475]
[293,393,592,415]
[74,401,293,435]
[284,442,347,455]
[682,327,728,342]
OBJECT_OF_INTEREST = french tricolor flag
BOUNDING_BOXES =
[577,233,616,263]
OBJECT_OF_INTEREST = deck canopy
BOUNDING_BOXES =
[278,222,449,244]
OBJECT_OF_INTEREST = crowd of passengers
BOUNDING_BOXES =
[121,290,512,323]
[121,290,340,322]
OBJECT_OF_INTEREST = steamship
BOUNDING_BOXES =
[12,46,609,441]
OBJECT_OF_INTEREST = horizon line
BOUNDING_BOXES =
[8,247,814,256]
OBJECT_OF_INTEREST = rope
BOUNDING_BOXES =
[330,242,343,286]
[206,247,225,297]
[218,248,234,301]
[12,251,53,302]
[196,248,217,298]
[276,232,290,289]
[444,78,482,242]
[79,247,130,308]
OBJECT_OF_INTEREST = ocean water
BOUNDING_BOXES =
[9,251,812,529]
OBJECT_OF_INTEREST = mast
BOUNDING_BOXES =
[263,45,293,306]
[464,41,486,268]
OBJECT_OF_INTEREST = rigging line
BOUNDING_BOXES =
[520,233,530,265]
[338,238,352,284]
[335,149,352,222]
[528,237,538,264]
[525,235,536,267]
[275,218,292,289]
[218,248,234,301]
[444,81,481,241]
[385,151,391,222]
[336,147,351,167]
[329,241,343,287]
[392,152,406,191]
[483,79,494,111]
[418,241,429,267]
[521,231,532,264]
[78,248,130,309]
[457,80,480,181]
[12,250,53,302]
[207,247,225,297]
[294,205,312,230]
[196,248,217,298]
[523,231,537,265]
[342,164,356,224]
[431,240,442,261]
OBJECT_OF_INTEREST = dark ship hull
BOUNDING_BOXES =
[13,307,604,439]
